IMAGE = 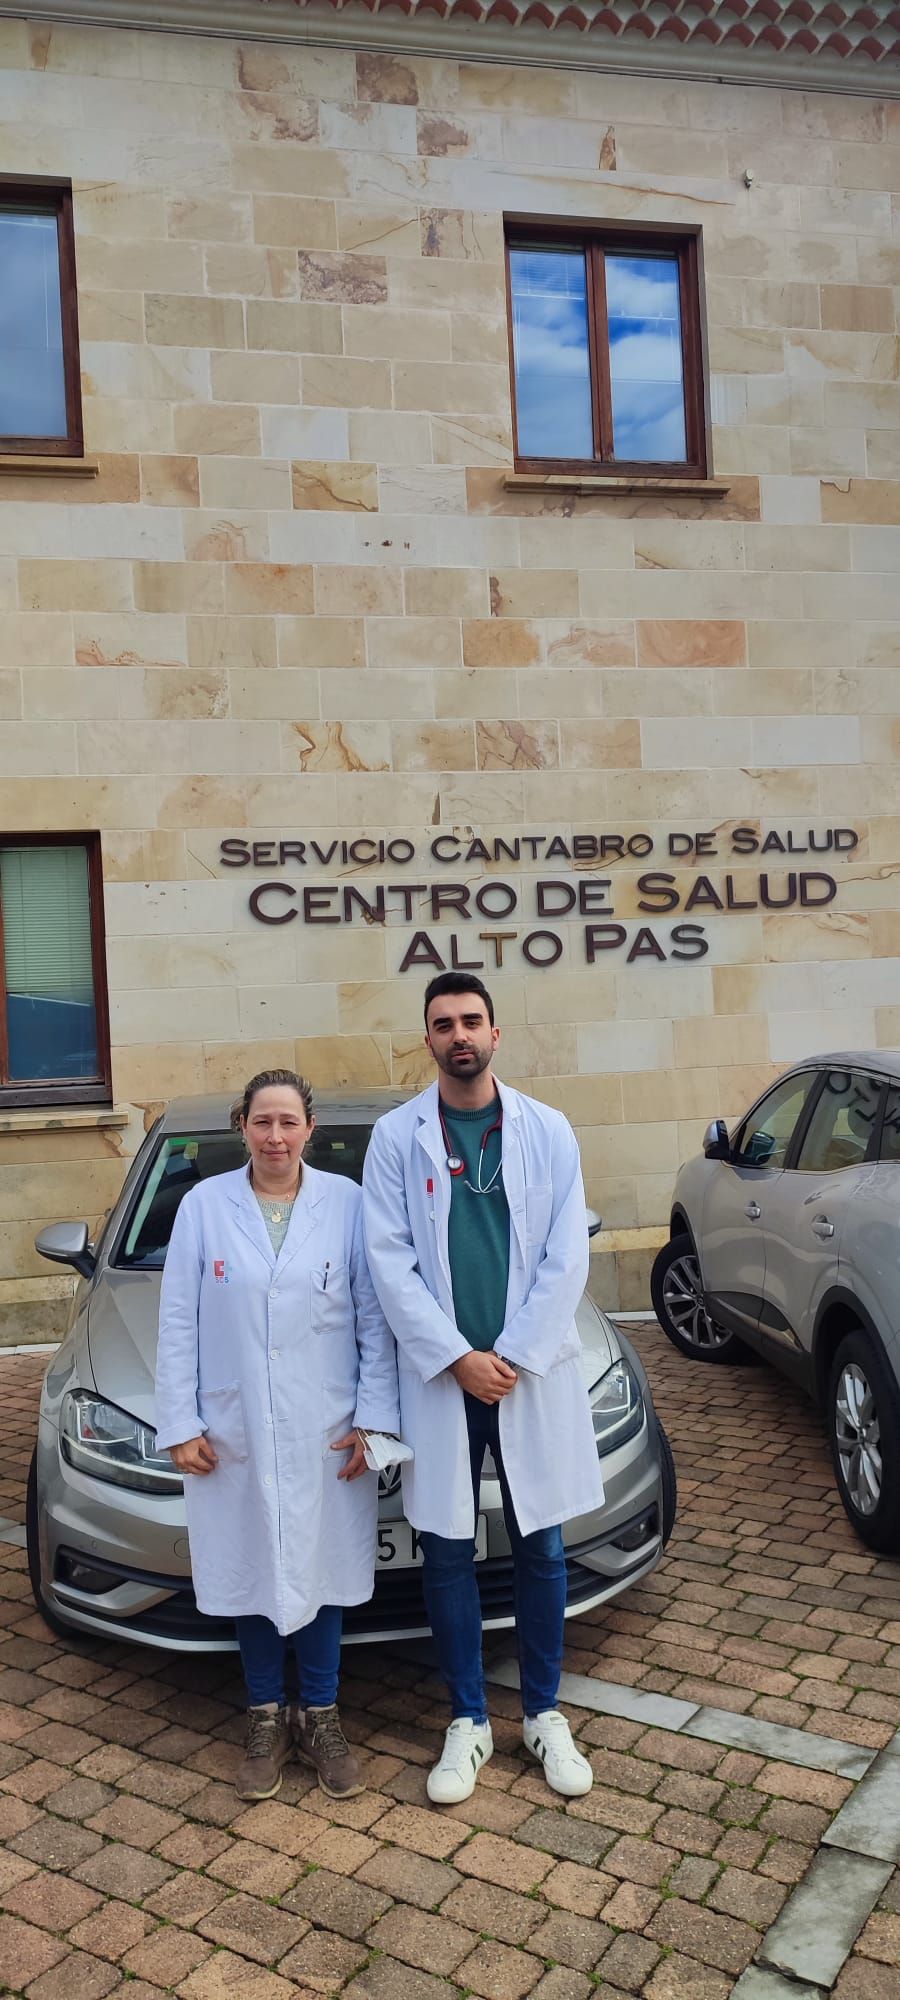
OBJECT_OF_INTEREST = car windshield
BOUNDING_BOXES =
[116,1123,374,1269]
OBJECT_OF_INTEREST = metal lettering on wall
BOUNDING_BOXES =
[218,826,860,974]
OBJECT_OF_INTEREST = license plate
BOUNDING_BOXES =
[376,1516,488,1568]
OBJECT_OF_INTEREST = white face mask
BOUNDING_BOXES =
[357,1430,414,1473]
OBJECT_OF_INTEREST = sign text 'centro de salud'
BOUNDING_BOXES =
[219,826,861,974]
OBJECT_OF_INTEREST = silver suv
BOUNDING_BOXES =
[652,1051,900,1554]
[29,1090,675,1652]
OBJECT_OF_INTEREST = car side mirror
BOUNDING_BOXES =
[586,1208,603,1238]
[35,1222,96,1281]
[703,1119,731,1163]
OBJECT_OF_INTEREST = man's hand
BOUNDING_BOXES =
[450,1352,517,1404]
[331,1430,368,1480]
[169,1435,217,1476]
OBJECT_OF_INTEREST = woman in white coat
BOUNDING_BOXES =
[154,1068,399,1805]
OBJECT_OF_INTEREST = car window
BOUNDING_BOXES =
[116,1123,373,1269]
[735,1072,817,1170]
[879,1086,900,1163]
[794,1069,882,1175]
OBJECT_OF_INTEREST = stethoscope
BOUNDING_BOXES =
[438,1096,504,1196]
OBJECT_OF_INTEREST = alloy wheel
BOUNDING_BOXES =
[834,1361,882,1517]
[661,1252,731,1352]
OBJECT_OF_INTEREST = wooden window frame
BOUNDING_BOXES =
[0,177,83,458]
[505,218,709,480]
[0,832,111,1108]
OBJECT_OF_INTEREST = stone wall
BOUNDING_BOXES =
[0,14,898,1335]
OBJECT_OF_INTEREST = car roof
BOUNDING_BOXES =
[786,1050,900,1080]
[159,1089,412,1134]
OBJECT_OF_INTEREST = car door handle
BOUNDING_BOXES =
[745,1202,761,1221]
[811,1216,834,1239]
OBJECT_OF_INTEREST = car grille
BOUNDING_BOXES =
[54,1506,659,1644]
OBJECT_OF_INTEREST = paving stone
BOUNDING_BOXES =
[142,1870,228,1925]
[0,1851,41,1893]
[528,1910,613,1972]
[600,1880,662,1929]
[0,1913,68,1988]
[760,1847,892,1987]
[454,1830,553,1893]
[730,1969,822,1999]
[440,1877,543,1945]
[684,1708,871,1780]
[155,1825,233,1870]
[372,1804,470,1862]
[856,1908,900,1963]
[2,1866,103,1931]
[516,1809,616,1865]
[455,1938,544,1999]
[825,1742,900,1864]
[644,1952,734,2000]
[276,1925,368,1990]
[365,1904,475,1974]
[603,1835,678,1887]
[303,1825,379,1875]
[669,1855,720,1901]
[25,1948,119,2000]
[648,1896,758,1976]
[85,1795,183,1851]
[40,1780,116,1822]
[541,1860,615,1918]
[528,1973,592,2000]
[122,1927,214,1987]
[489,1663,697,1734]
[282,1867,390,1939]
[344,1955,456,2000]
[708,1866,786,1928]
[758,1839,816,1886]
[206,1837,301,1898]
[354,1848,459,1911]
[176,1949,298,2000]
[197,1893,308,1967]
[67,1902,154,1961]
[73,1843,175,1904]
[9,1818,104,1872]
[835,1960,900,1999]
[229,1800,321,1856]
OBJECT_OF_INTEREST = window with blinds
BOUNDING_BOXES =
[0,837,110,1104]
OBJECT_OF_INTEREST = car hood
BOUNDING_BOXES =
[87,1269,618,1432]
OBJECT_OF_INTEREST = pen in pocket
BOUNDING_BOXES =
[323,1260,330,1291]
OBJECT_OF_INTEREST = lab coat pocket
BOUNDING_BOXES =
[524,1184,553,1243]
[310,1262,351,1333]
[311,1264,359,1406]
[197,1382,249,1466]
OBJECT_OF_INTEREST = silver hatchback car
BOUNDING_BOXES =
[651,1051,900,1554]
[28,1091,676,1652]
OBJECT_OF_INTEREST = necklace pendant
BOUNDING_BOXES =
[271,1207,283,1224]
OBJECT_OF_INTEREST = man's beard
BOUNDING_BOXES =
[435,1044,494,1085]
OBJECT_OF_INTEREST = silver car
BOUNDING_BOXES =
[651,1051,900,1554]
[28,1091,676,1652]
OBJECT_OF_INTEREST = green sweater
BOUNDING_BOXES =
[441,1097,511,1354]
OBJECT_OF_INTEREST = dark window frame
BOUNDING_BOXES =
[0,831,111,1108]
[505,217,709,480]
[0,177,84,457]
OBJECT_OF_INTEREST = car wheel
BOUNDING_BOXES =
[827,1330,900,1555]
[25,1450,73,1642]
[651,1234,753,1365]
[658,1423,677,1546]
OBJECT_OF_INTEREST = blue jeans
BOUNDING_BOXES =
[418,1393,566,1723]
[236,1605,343,1709]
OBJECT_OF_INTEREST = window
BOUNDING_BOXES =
[0,836,110,1105]
[506,225,706,477]
[795,1070,882,1174]
[735,1073,816,1171]
[0,182,82,455]
[879,1087,900,1164]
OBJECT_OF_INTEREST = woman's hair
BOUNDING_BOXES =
[230,1069,314,1130]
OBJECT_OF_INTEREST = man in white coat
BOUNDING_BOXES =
[363,972,604,1805]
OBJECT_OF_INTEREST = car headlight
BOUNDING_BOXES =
[590,1359,644,1455]
[60,1391,182,1494]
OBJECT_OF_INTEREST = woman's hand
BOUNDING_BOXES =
[331,1430,368,1481]
[169,1435,218,1476]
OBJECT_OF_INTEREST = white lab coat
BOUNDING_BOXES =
[362,1079,604,1539]
[154,1163,400,1635]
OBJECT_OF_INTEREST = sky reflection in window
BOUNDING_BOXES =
[0,210,66,438]
[607,253,686,462]
[510,247,593,459]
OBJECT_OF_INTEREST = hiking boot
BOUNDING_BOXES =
[235,1702,292,1801]
[294,1703,363,1798]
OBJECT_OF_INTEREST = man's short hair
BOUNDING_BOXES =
[424,971,495,1028]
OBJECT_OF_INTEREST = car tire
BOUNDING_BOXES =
[827,1329,900,1555]
[25,1450,73,1642]
[658,1423,677,1547]
[651,1234,755,1365]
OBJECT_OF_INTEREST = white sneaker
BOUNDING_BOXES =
[523,1710,593,1797]
[426,1718,494,1805]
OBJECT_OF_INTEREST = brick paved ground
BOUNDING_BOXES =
[0,1327,899,1997]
